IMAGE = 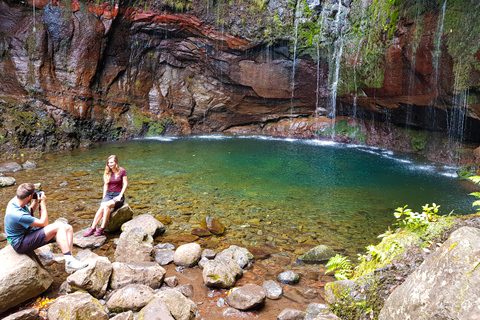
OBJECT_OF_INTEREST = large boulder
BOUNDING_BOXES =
[173,243,202,267]
[379,227,480,319]
[110,262,166,290]
[137,298,175,320]
[225,283,266,310]
[154,288,197,320]
[0,246,53,313]
[105,203,134,232]
[297,245,336,264]
[66,250,112,298]
[121,214,165,237]
[0,162,22,172]
[114,227,154,263]
[216,245,253,268]
[106,284,155,313]
[73,229,107,248]
[47,292,108,320]
[202,256,243,288]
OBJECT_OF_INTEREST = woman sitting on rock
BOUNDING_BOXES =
[84,155,128,237]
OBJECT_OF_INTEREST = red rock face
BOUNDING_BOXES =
[0,0,479,142]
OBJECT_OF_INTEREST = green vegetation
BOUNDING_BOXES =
[316,120,367,143]
[130,105,175,137]
[409,130,428,152]
[325,254,353,280]
[468,175,480,213]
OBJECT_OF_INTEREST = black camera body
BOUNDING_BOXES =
[32,191,44,200]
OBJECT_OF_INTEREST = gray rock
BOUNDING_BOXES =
[0,162,22,172]
[304,303,331,320]
[110,262,166,290]
[222,307,249,317]
[0,246,53,313]
[0,233,6,242]
[198,256,210,269]
[202,256,243,288]
[155,243,175,250]
[175,283,194,298]
[164,276,178,287]
[1,308,39,320]
[155,249,175,265]
[73,228,107,248]
[263,279,283,299]
[225,283,266,310]
[137,298,175,320]
[47,292,108,320]
[216,245,253,268]
[173,242,202,267]
[114,227,154,263]
[110,311,134,320]
[154,288,197,320]
[106,284,155,312]
[105,203,134,232]
[22,160,36,169]
[201,249,216,259]
[277,270,301,285]
[379,227,480,320]
[120,213,164,237]
[0,176,16,187]
[66,251,112,298]
[34,244,54,262]
[297,245,336,264]
[277,309,305,320]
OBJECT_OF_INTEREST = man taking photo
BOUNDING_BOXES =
[4,183,87,273]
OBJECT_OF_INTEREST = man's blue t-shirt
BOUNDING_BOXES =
[4,196,36,248]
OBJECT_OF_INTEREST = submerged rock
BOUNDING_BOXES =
[0,176,16,187]
[297,245,336,264]
[277,270,301,285]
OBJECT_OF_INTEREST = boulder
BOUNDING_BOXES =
[105,203,134,232]
[120,213,164,237]
[110,262,166,290]
[175,283,194,298]
[114,227,154,263]
[263,280,283,299]
[0,162,22,172]
[225,284,266,310]
[379,227,480,320]
[277,270,301,285]
[0,176,16,187]
[216,245,253,268]
[154,288,197,320]
[304,303,332,320]
[136,298,175,320]
[202,256,243,288]
[155,249,175,265]
[173,242,202,267]
[66,250,112,298]
[1,309,39,320]
[297,245,336,264]
[110,311,134,320]
[73,228,107,248]
[47,292,108,320]
[277,309,305,320]
[0,246,53,313]
[22,160,36,169]
[106,284,155,313]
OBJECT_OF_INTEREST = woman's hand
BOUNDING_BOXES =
[114,195,122,202]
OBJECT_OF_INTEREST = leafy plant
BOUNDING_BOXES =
[326,254,353,280]
[317,120,367,143]
[393,204,439,230]
[468,175,480,212]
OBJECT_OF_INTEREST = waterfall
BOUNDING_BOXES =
[290,0,303,121]
[33,0,36,32]
[447,68,469,142]
[433,0,447,94]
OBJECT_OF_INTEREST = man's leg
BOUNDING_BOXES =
[44,222,73,254]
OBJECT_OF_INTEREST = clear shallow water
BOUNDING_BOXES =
[0,135,475,259]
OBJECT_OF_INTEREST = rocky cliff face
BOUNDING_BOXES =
[0,0,479,160]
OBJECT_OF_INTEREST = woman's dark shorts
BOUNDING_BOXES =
[13,228,55,254]
[102,191,125,211]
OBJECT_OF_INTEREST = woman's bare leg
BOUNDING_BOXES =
[100,202,115,228]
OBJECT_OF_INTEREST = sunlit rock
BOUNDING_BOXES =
[225,284,266,311]
[48,292,108,320]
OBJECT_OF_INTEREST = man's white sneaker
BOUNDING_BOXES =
[65,259,88,274]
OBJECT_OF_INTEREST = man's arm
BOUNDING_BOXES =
[29,195,48,227]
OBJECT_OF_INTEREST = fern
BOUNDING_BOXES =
[326,254,353,280]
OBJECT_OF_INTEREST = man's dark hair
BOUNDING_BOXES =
[16,183,36,200]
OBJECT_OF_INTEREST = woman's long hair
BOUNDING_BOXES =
[104,155,119,183]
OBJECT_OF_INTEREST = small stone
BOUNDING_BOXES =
[263,280,283,300]
[277,270,301,285]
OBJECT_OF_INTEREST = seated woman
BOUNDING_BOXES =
[84,155,128,237]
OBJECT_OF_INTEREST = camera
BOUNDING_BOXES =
[32,191,44,200]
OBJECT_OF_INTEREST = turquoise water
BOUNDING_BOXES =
[0,135,474,258]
